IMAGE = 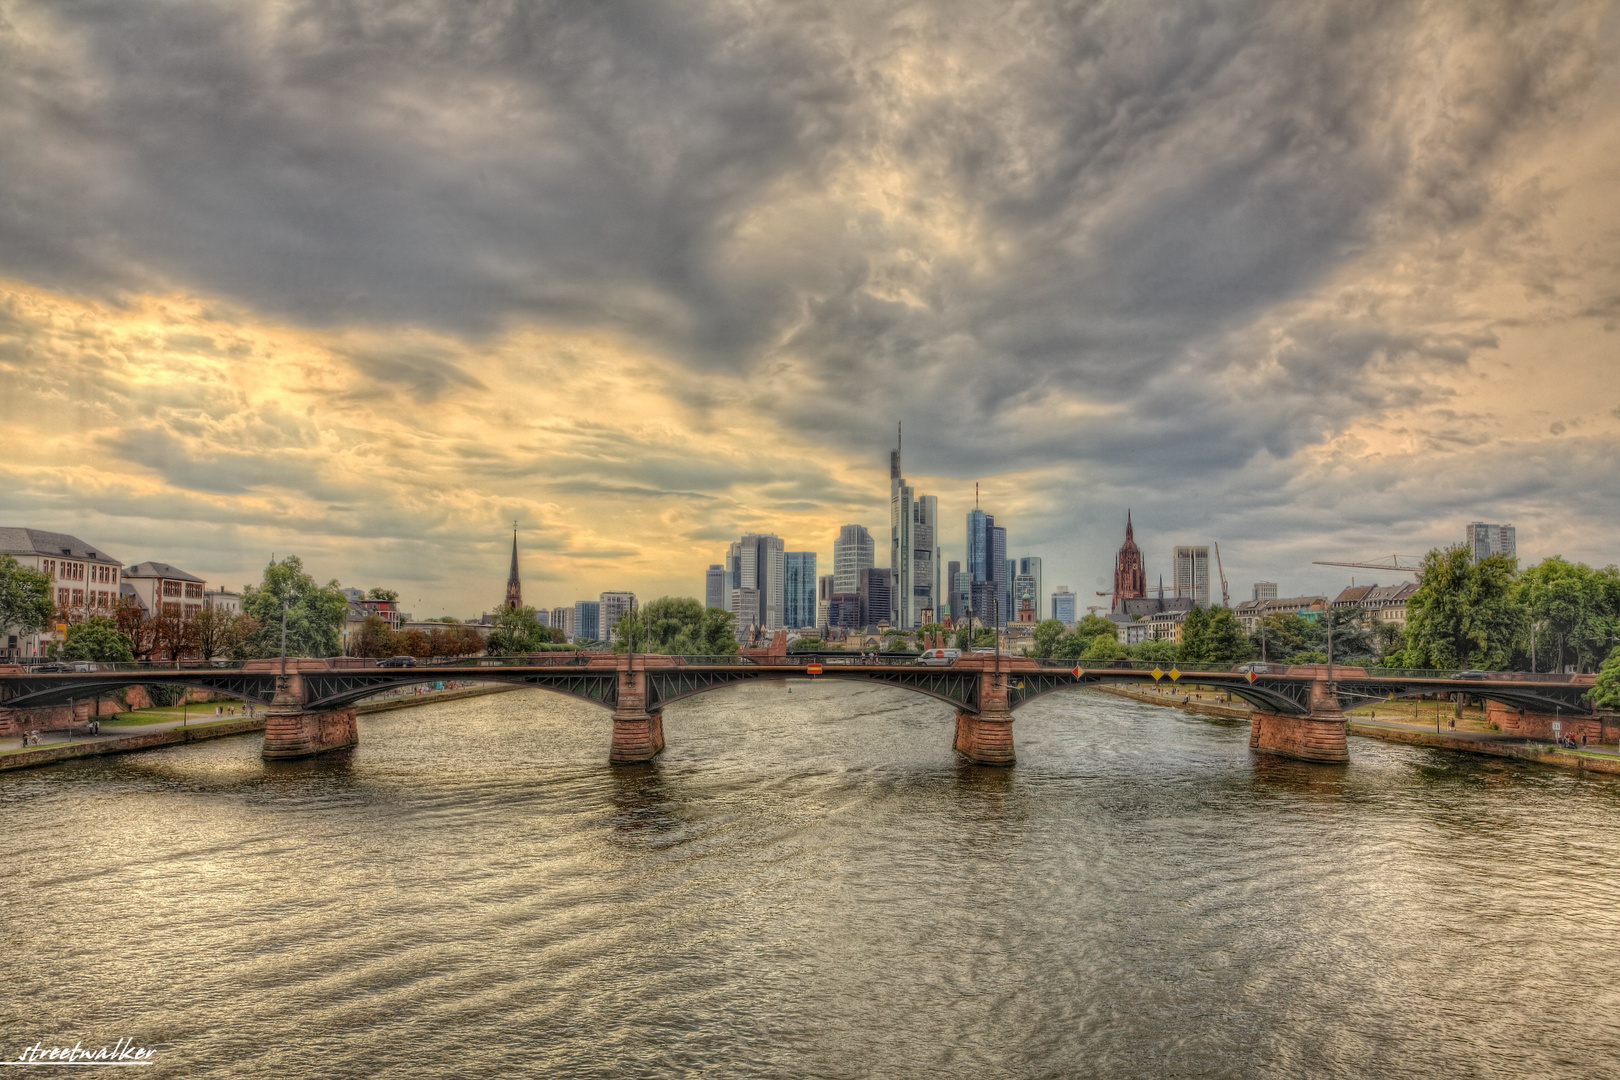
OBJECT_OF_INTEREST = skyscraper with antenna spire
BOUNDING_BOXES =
[889,422,938,629]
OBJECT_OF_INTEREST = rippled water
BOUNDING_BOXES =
[4,683,1620,1078]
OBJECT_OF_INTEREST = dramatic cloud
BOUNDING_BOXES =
[1,0,1617,613]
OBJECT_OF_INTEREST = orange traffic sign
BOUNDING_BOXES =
[1072,667,1082,678]
[1246,670,1257,683]
[807,663,823,675]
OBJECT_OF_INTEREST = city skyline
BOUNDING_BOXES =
[2,3,1616,618]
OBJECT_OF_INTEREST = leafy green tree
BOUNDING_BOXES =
[1517,557,1620,673]
[365,587,401,602]
[0,555,54,640]
[1177,606,1212,662]
[1592,647,1620,710]
[1082,632,1127,661]
[970,627,996,648]
[1251,612,1319,662]
[56,616,134,663]
[1201,608,1255,665]
[612,597,738,655]
[240,557,351,658]
[1132,638,1179,665]
[1288,649,1329,664]
[1324,605,1374,663]
[1052,614,1120,660]
[790,637,824,653]
[1030,619,1066,658]
[486,605,553,655]
[1400,545,1526,671]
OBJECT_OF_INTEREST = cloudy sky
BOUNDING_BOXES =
[2,0,1617,617]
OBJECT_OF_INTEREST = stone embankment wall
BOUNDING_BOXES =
[0,686,227,737]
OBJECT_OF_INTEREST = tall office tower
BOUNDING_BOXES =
[784,551,817,629]
[1173,546,1211,607]
[833,525,875,593]
[536,609,550,629]
[550,606,574,639]
[967,506,993,583]
[573,600,600,643]
[1112,511,1147,612]
[887,428,937,631]
[992,528,1008,626]
[817,574,836,630]
[729,588,761,636]
[1467,522,1517,563]
[828,592,861,630]
[1018,556,1042,622]
[598,591,636,644]
[1252,581,1278,602]
[705,564,725,609]
[970,579,1001,627]
[726,533,786,630]
[951,569,974,625]
[858,567,892,631]
[1051,586,1076,626]
[945,560,962,619]
[911,493,939,628]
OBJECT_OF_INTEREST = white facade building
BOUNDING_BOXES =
[0,528,124,658]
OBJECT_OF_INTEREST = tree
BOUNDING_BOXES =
[150,612,198,663]
[56,617,134,663]
[1201,608,1254,665]
[790,637,824,653]
[1133,638,1179,665]
[1251,612,1318,661]
[1052,614,1120,660]
[241,557,350,658]
[0,555,54,640]
[351,614,398,658]
[1324,605,1374,662]
[486,606,552,655]
[191,605,238,661]
[366,587,401,603]
[614,597,739,655]
[1592,646,1620,711]
[1082,632,1127,661]
[1030,619,1066,658]
[1400,545,1526,671]
[1517,557,1620,673]
[1177,606,1212,662]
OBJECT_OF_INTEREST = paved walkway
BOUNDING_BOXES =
[1,709,262,755]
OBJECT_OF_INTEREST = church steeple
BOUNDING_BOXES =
[505,525,522,609]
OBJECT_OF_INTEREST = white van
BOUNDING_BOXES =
[918,648,962,666]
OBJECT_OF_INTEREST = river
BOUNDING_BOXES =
[3,682,1618,1078]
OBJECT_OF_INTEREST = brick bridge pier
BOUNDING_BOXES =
[1248,677,1350,764]
[259,660,359,759]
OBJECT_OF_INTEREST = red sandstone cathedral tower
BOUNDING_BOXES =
[1111,511,1146,613]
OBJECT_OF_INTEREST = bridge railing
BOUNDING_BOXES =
[11,659,251,673]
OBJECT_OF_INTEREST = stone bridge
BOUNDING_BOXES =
[0,656,1600,766]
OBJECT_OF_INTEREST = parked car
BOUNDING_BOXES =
[1233,662,1275,674]
[1453,670,1492,679]
[377,655,418,668]
[30,662,71,672]
[918,648,962,666]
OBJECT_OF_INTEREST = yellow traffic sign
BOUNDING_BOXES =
[1168,668,1182,681]
[1151,668,1164,681]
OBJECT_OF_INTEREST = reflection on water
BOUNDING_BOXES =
[3,682,1619,1079]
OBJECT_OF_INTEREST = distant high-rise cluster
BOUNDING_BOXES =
[1468,522,1516,563]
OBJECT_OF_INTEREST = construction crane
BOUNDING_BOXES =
[1086,605,1107,616]
[1213,542,1230,608]
[1312,554,1424,575]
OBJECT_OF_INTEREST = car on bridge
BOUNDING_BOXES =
[377,655,419,668]
[1453,670,1492,679]
[919,648,962,666]
[1233,662,1279,674]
